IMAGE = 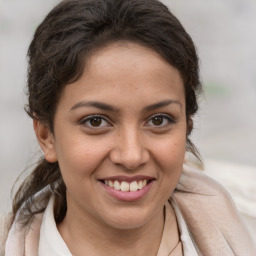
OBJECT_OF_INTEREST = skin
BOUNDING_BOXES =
[34,42,186,255]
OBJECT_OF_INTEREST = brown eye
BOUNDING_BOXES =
[90,117,103,127]
[80,115,110,129]
[152,116,164,126]
[146,114,174,128]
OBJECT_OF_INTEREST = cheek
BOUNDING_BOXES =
[156,133,186,159]
[153,133,186,176]
[54,135,111,177]
[157,138,186,155]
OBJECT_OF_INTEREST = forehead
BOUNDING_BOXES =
[59,42,185,110]
[86,41,182,84]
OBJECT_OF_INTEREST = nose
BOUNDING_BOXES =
[109,126,150,170]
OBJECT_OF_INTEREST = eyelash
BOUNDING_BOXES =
[79,115,111,129]
[79,113,175,130]
[145,114,175,128]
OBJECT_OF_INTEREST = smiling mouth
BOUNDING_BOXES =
[100,179,153,192]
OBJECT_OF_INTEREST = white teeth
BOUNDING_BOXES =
[104,179,150,191]
[130,181,138,192]
[120,181,130,192]
[109,180,114,188]
[114,180,121,190]
[138,180,143,190]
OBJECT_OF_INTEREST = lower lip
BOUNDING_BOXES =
[101,181,154,202]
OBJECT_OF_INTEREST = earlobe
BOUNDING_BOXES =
[33,119,57,163]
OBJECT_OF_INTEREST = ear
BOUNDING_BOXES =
[187,117,193,136]
[33,119,57,163]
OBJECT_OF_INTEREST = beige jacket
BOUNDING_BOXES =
[0,213,11,256]
[1,164,255,255]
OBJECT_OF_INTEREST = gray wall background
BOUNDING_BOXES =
[1,0,256,212]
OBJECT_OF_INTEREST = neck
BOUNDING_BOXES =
[58,204,165,256]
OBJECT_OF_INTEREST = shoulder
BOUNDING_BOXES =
[0,213,12,256]
[177,163,230,196]
[174,163,239,214]
[174,163,241,236]
[176,163,254,219]
[173,163,256,255]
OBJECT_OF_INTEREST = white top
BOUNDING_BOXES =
[38,197,71,256]
[38,197,198,256]
[171,200,199,256]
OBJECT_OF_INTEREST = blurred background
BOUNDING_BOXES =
[0,0,256,235]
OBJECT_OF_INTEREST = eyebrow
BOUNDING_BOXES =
[142,99,182,112]
[70,101,119,112]
[70,99,182,112]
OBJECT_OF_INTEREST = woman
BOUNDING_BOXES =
[1,0,255,255]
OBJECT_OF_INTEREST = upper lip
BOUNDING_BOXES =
[99,175,155,183]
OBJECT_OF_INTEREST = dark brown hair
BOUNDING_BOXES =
[12,0,202,226]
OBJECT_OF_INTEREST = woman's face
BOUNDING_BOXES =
[44,42,187,230]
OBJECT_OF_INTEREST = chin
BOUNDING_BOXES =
[108,218,148,231]
[102,206,159,231]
